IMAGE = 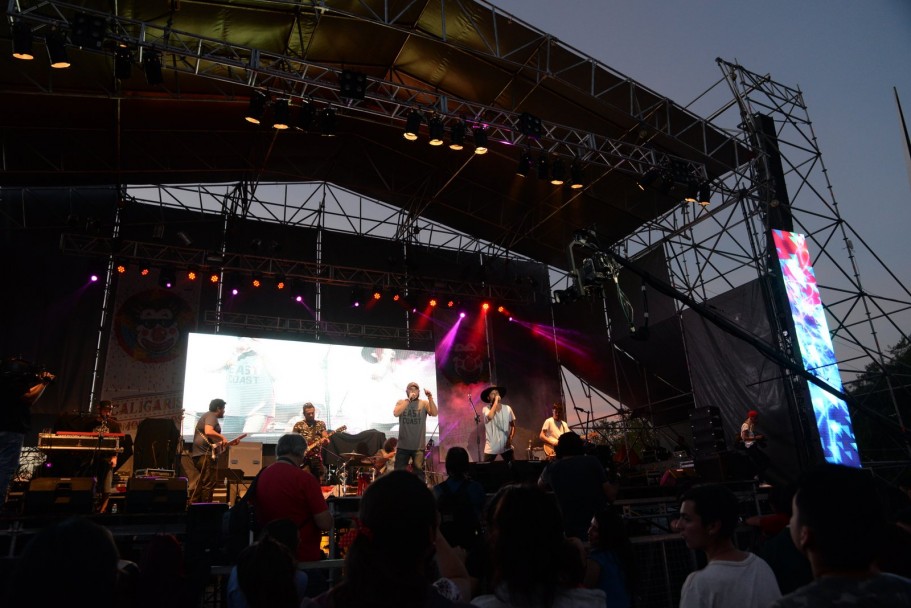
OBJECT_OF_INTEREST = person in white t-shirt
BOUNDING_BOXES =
[539,402,569,459]
[675,483,781,608]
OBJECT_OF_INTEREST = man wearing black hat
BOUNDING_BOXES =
[481,386,515,462]
[393,381,437,481]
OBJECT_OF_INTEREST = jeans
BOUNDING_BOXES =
[191,454,218,502]
[0,431,25,504]
[483,448,514,463]
[394,448,425,482]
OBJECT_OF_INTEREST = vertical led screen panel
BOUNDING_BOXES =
[772,230,860,466]
[181,333,437,444]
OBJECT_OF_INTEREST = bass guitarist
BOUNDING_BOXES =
[190,398,243,502]
[292,402,329,482]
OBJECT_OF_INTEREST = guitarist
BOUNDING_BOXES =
[539,402,569,459]
[292,402,329,482]
[190,398,239,502]
[741,409,770,481]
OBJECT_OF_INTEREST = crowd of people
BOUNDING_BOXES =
[3,375,911,607]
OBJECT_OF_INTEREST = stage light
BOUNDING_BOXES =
[637,167,661,191]
[516,152,532,177]
[272,99,290,130]
[429,298,438,308]
[698,182,712,207]
[208,271,220,284]
[536,155,549,181]
[295,295,304,303]
[459,312,466,319]
[187,268,198,281]
[428,116,445,146]
[319,107,337,136]
[372,288,382,301]
[449,119,466,150]
[473,126,488,154]
[404,110,422,141]
[46,30,70,69]
[339,70,367,100]
[12,22,34,60]
[114,45,132,80]
[276,275,287,290]
[159,267,176,289]
[70,11,105,51]
[518,112,543,138]
[251,275,262,288]
[550,158,565,185]
[245,91,267,124]
[447,299,455,308]
[115,262,127,275]
[569,161,585,189]
[143,51,164,85]
[139,265,151,277]
[296,101,316,131]
[90,273,100,283]
[682,180,698,204]
[481,302,490,312]
[351,288,364,307]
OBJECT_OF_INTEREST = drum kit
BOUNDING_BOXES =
[329,451,378,496]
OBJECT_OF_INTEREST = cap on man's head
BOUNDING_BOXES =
[407,381,419,390]
[480,385,507,403]
[747,409,759,418]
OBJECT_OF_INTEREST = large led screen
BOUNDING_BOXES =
[773,230,861,466]
[181,333,437,444]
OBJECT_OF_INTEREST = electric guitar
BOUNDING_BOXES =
[207,433,247,460]
[304,426,347,458]
[542,443,556,459]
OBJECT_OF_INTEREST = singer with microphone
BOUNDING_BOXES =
[481,385,516,463]
[393,381,437,482]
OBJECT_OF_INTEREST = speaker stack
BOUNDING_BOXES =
[690,406,727,482]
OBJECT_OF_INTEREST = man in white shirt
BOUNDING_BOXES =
[539,402,569,459]
[481,385,515,462]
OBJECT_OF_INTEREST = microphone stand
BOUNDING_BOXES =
[468,394,483,463]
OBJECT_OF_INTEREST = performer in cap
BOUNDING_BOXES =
[393,381,437,482]
[481,385,515,462]
[741,409,769,481]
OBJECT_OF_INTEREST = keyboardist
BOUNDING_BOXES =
[90,400,122,513]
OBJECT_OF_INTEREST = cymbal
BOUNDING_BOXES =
[340,452,366,459]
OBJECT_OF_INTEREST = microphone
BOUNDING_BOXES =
[574,407,586,413]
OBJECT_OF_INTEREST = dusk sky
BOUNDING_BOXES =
[492,0,911,350]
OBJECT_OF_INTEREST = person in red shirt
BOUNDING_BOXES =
[253,433,332,563]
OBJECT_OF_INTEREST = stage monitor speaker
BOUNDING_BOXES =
[467,461,512,494]
[228,442,263,477]
[24,477,94,515]
[125,477,188,513]
[185,502,229,559]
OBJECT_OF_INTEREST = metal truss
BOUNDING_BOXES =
[7,0,718,181]
[609,59,911,436]
[202,310,433,342]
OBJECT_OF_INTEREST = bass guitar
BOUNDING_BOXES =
[208,433,247,460]
[304,426,347,458]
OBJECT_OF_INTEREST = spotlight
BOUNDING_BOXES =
[296,102,316,131]
[350,288,363,307]
[481,302,490,312]
[516,152,532,177]
[275,275,287,290]
[272,99,290,130]
[449,120,466,150]
[208,271,220,284]
[428,116,445,146]
[473,126,488,154]
[569,161,585,189]
[114,45,132,80]
[372,288,382,301]
[115,262,127,275]
[143,50,164,85]
[637,167,661,191]
[429,298,438,308]
[518,112,543,138]
[338,69,367,100]
[139,265,151,277]
[158,267,176,289]
[536,155,550,181]
[251,274,262,288]
[70,12,106,51]
[319,107,337,136]
[683,180,699,204]
[245,91,267,124]
[46,30,70,69]
[89,273,100,283]
[698,182,712,207]
[459,312,466,319]
[12,22,34,60]
[404,110,422,141]
[550,158,566,185]
[446,299,455,308]
[187,268,198,281]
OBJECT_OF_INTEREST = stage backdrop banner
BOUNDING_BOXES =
[101,268,200,437]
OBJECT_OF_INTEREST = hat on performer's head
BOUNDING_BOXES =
[747,409,759,418]
[406,381,419,391]
[481,385,507,403]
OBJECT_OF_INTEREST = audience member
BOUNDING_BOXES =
[538,431,616,540]
[252,433,332,563]
[675,483,781,608]
[302,470,472,607]
[472,484,605,607]
[135,533,190,608]
[233,537,300,608]
[744,484,793,544]
[227,519,310,608]
[3,516,121,607]
[771,463,911,607]
[583,508,636,608]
